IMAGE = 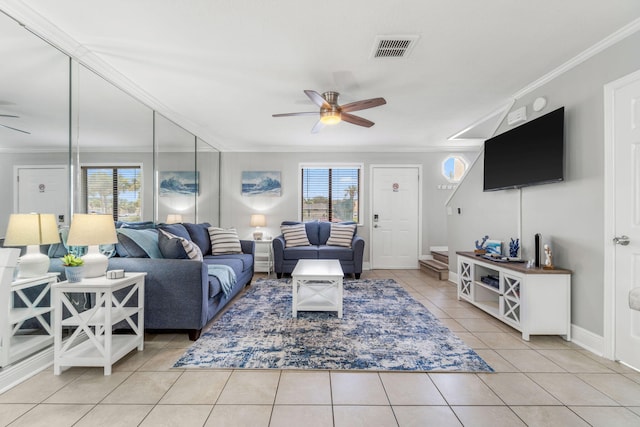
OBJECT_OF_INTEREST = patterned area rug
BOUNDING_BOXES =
[174,278,493,372]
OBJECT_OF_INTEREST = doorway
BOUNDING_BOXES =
[604,68,640,369]
[14,165,68,226]
[370,165,421,269]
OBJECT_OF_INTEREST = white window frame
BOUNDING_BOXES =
[298,162,364,225]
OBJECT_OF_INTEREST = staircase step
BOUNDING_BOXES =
[419,259,449,281]
[431,250,449,264]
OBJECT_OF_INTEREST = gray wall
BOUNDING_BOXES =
[447,31,640,337]
[219,151,477,262]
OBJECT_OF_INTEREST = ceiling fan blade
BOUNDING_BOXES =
[304,90,330,108]
[311,120,325,134]
[340,97,386,113]
[0,123,30,134]
[0,114,19,118]
[272,112,317,117]
[341,112,375,128]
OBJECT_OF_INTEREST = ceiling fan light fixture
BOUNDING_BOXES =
[320,110,341,125]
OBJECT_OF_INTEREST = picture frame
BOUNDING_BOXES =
[242,171,281,197]
[485,240,502,255]
[159,171,199,197]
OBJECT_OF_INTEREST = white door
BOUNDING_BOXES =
[371,166,420,269]
[15,166,68,226]
[612,73,640,369]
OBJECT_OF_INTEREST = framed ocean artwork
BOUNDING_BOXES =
[159,171,198,197]
[242,171,281,197]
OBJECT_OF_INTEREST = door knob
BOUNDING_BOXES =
[613,235,631,246]
[373,224,379,228]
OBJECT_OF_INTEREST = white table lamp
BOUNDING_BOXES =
[4,213,60,278]
[67,214,117,278]
[250,214,266,240]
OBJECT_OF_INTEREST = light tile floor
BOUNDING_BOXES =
[1,269,640,426]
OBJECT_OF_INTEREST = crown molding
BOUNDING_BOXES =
[512,17,640,100]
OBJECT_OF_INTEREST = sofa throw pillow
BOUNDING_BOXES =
[281,223,311,248]
[158,229,203,261]
[326,223,356,248]
[209,227,242,255]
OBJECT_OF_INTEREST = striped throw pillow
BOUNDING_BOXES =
[281,223,311,248]
[159,229,203,261]
[209,227,242,255]
[326,223,356,248]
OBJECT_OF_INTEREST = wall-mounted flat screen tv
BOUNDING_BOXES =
[483,106,564,191]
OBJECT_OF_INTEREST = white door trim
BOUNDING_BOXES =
[603,68,640,360]
[369,164,423,268]
[13,164,69,212]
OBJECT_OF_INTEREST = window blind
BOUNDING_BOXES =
[301,167,360,222]
[82,166,141,222]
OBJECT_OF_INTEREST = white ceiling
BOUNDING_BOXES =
[2,0,640,152]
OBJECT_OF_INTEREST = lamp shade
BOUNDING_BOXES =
[4,213,60,278]
[250,214,266,228]
[67,214,117,246]
[4,213,60,246]
[166,214,183,224]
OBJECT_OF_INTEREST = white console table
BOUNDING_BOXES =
[254,239,273,275]
[52,272,146,375]
[457,252,571,341]
[0,250,58,368]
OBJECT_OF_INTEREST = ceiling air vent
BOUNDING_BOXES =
[371,35,419,59]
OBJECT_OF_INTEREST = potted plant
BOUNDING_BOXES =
[61,253,84,283]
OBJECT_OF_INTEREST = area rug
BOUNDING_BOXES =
[174,278,493,372]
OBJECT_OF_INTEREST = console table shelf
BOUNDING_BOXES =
[0,264,59,368]
[456,251,571,341]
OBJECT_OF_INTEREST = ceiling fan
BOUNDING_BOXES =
[0,114,30,134]
[273,90,386,133]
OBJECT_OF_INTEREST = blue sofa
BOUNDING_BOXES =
[48,222,254,340]
[273,220,364,279]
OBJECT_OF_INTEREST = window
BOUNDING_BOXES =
[301,165,361,223]
[442,155,467,182]
[82,166,142,221]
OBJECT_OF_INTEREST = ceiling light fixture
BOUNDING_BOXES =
[320,110,341,125]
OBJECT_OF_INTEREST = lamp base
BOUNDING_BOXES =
[17,248,50,278]
[253,231,263,240]
[82,246,108,278]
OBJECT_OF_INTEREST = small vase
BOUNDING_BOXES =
[65,266,85,283]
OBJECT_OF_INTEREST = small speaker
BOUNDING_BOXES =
[534,234,541,268]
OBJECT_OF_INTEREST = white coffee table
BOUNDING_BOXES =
[291,259,344,318]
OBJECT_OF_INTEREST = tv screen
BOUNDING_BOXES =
[483,107,564,191]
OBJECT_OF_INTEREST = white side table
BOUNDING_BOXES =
[292,259,344,318]
[254,239,273,276]
[52,272,146,375]
[0,270,59,368]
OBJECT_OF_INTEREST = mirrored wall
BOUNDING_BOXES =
[0,10,220,371]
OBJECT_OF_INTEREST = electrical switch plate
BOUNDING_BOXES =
[507,106,527,125]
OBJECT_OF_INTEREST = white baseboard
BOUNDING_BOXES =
[570,324,605,356]
[0,347,53,394]
[449,271,459,285]
[363,262,371,271]
[430,246,448,252]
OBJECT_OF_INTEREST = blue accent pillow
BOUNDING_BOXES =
[157,223,191,240]
[183,223,212,256]
[158,229,188,259]
[115,233,149,258]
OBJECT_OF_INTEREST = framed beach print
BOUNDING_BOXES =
[242,171,281,197]
[159,171,199,197]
